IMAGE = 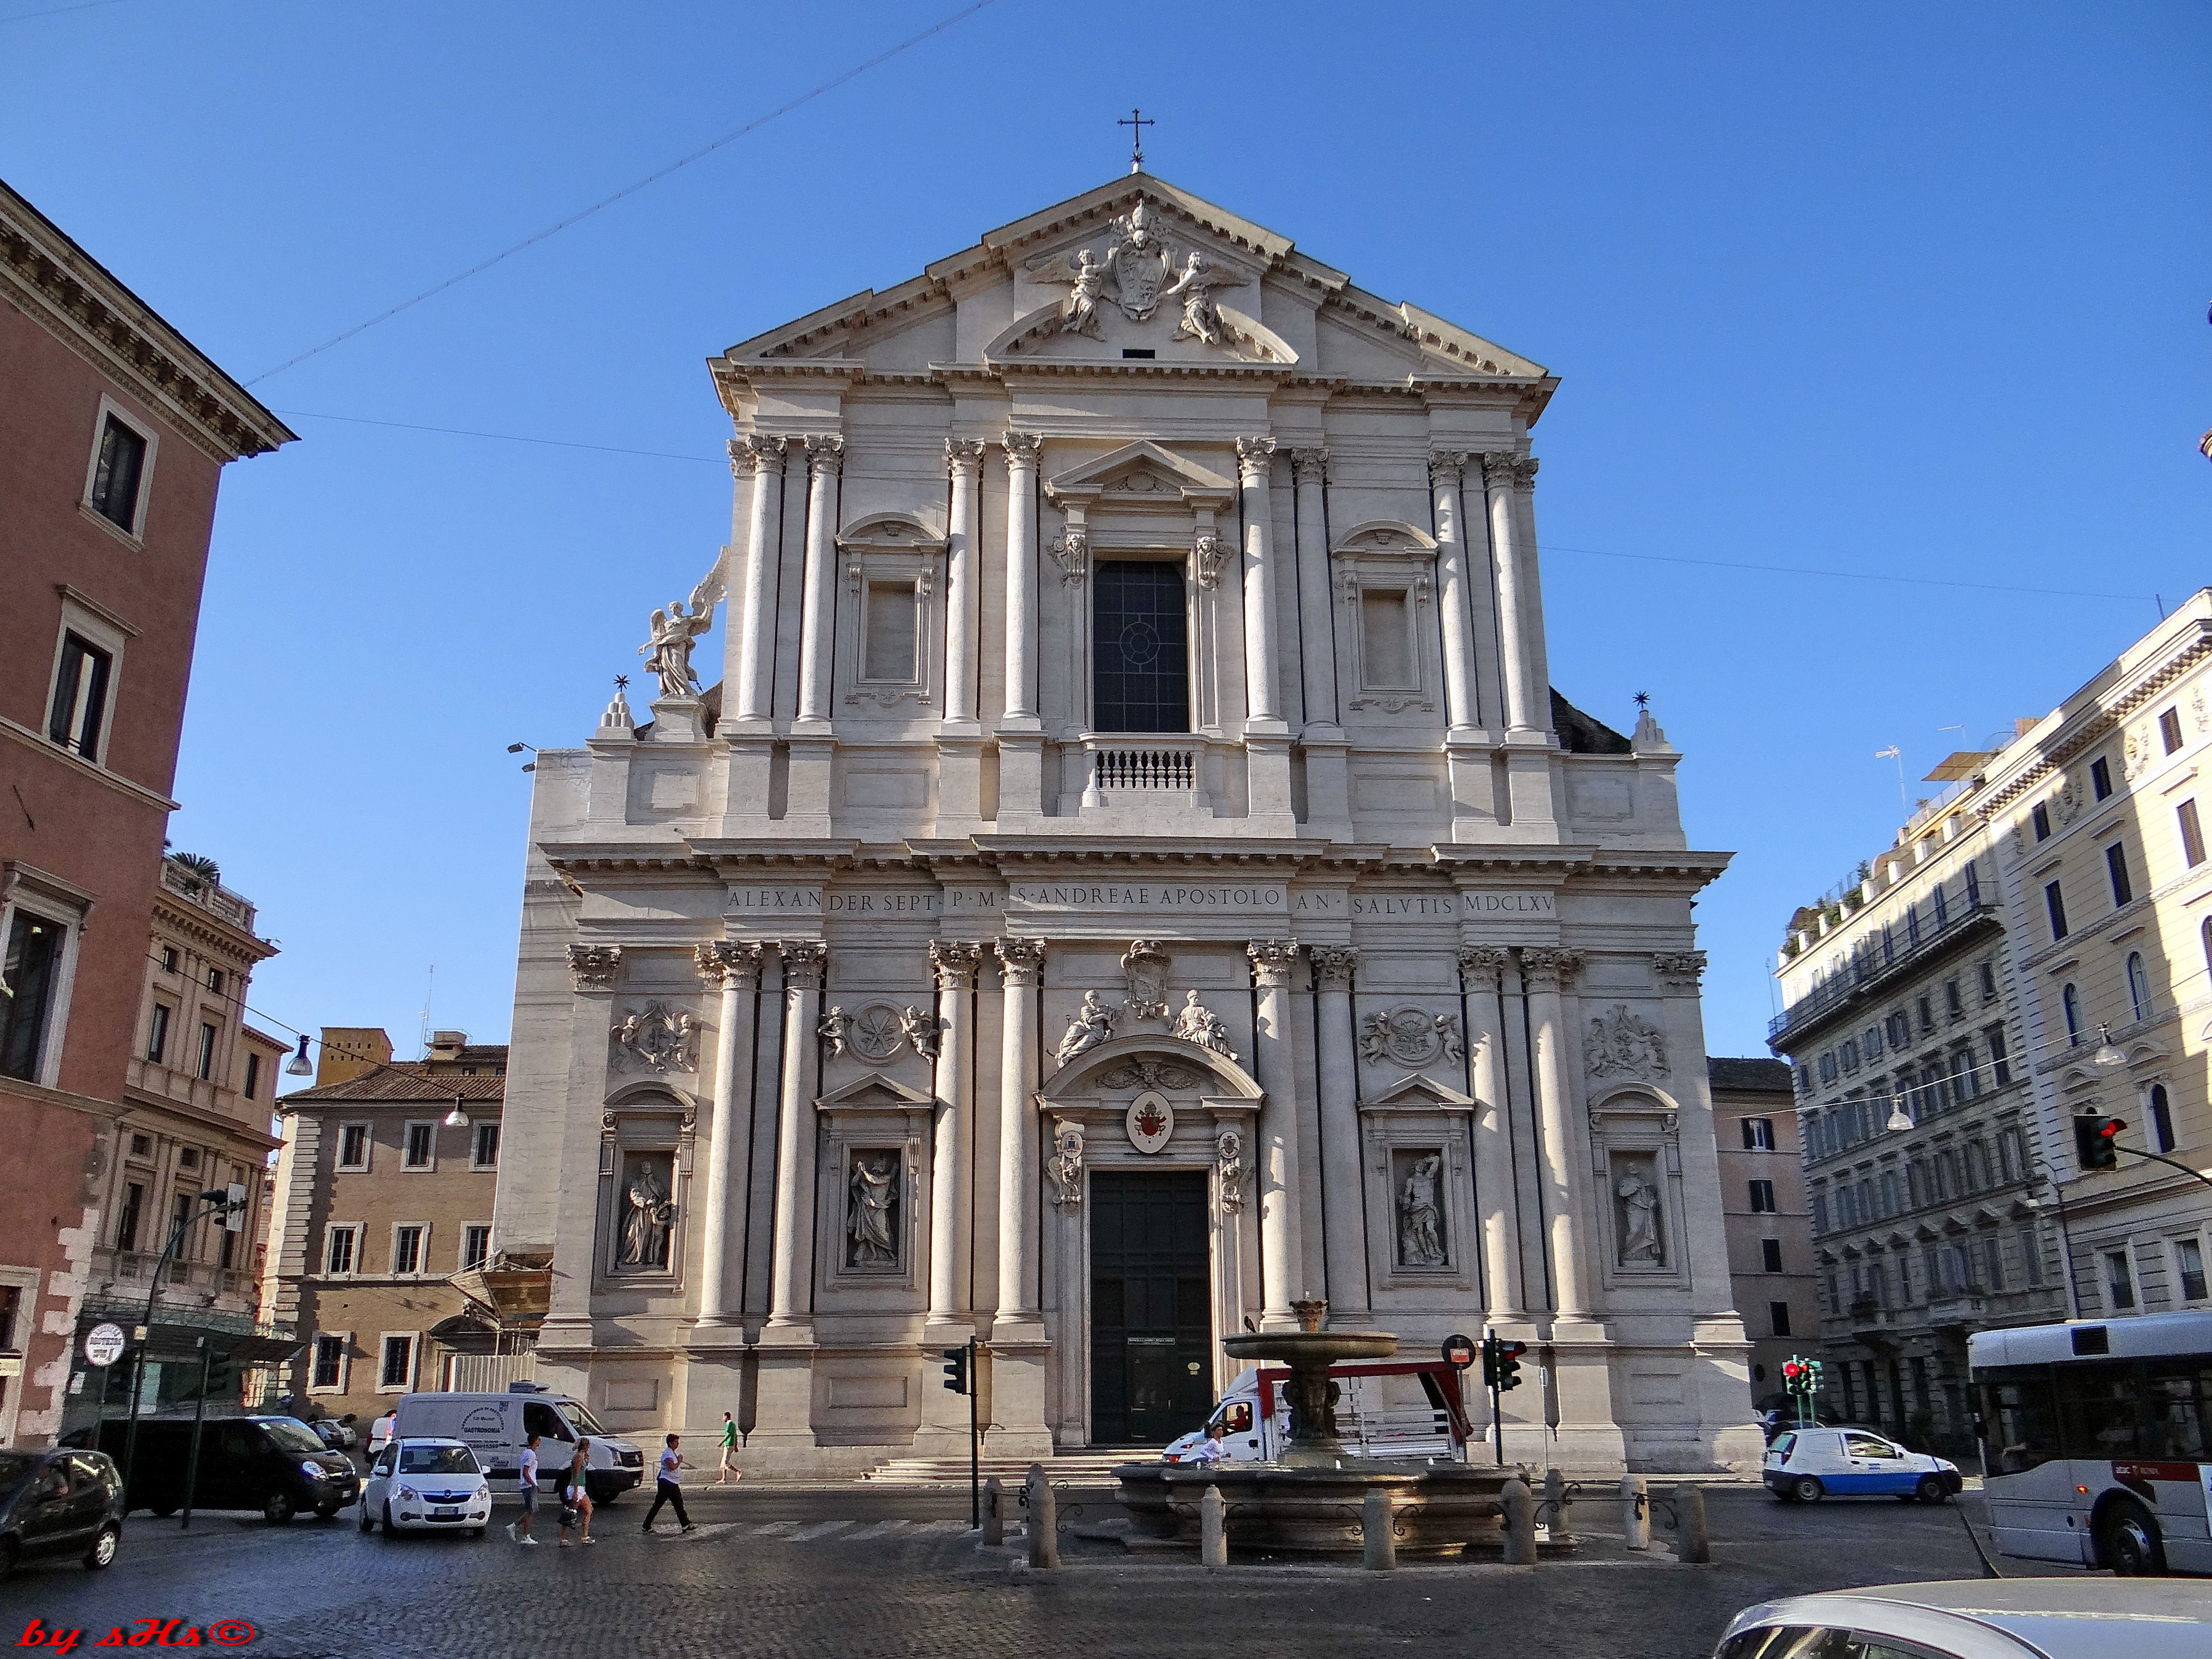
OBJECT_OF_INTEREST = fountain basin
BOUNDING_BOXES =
[1115,1462,1514,1557]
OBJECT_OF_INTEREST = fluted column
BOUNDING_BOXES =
[1001,432,1042,726]
[795,436,844,727]
[766,941,827,1327]
[994,938,1046,1324]
[1459,946,1524,1320]
[1480,451,1542,737]
[1429,449,1481,733]
[1309,945,1366,1316]
[1288,448,1338,734]
[927,941,982,1320]
[693,942,764,1328]
[1248,939,1305,1325]
[1236,437,1285,731]
[730,436,785,724]
[1521,946,1589,1320]
[943,440,985,727]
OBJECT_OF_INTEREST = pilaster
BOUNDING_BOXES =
[1308,944,1366,1316]
[1248,938,1305,1327]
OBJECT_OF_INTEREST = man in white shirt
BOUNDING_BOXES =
[641,1434,695,1534]
[507,1433,542,1545]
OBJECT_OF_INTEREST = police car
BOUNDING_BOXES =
[1762,1425,1964,1504]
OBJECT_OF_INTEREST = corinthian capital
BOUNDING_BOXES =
[1234,436,1277,485]
[1456,945,1509,992]
[728,433,787,477]
[804,434,845,479]
[1288,447,1330,487]
[1520,946,1584,991]
[929,939,984,990]
[779,939,828,989]
[1308,944,1359,993]
[996,936,1047,985]
[1480,450,1538,492]
[694,940,764,991]
[1428,448,1469,483]
[1247,938,1302,988]
[1652,950,1708,991]
[945,437,986,476]
[567,944,622,993]
[1002,430,1043,468]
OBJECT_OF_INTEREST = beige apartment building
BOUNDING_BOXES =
[1708,1058,1821,1403]
[261,1029,509,1425]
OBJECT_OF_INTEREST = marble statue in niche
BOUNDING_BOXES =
[1172,991,1237,1060]
[847,1152,900,1269]
[1055,990,1119,1065]
[616,1155,676,1271]
[1614,1157,1665,1266]
[1396,1151,1446,1268]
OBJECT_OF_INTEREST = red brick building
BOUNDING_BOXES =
[0,177,293,1444]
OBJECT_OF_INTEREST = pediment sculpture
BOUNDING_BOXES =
[1359,1007,1465,1069]
[610,1001,700,1074]
[1122,939,1171,1020]
[1584,1003,1670,1080]
[1024,200,1249,342]
[1055,990,1120,1065]
[1172,991,1238,1061]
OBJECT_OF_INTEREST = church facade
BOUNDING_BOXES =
[494,174,1763,1473]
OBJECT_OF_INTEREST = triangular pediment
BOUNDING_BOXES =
[1045,440,1234,506]
[814,1071,937,1113]
[1359,1071,1477,1111]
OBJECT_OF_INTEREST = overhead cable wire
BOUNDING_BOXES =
[244,0,1000,385]
[0,0,147,24]
[274,408,721,463]
[1540,541,2151,604]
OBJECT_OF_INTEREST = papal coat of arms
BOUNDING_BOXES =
[1126,1089,1174,1154]
[1024,201,1245,343]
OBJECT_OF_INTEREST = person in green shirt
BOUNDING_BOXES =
[716,1410,741,1485]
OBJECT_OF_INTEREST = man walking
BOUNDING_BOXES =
[716,1410,741,1485]
[641,1433,695,1534]
[507,1432,542,1545]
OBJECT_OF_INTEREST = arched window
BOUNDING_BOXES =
[2062,983,2083,1046]
[2128,951,2153,1023]
[2149,1083,2176,1154]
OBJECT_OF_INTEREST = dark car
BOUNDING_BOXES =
[69,1415,358,1524]
[0,1447,123,1577]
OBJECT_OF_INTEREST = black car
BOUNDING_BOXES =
[0,1447,123,1577]
[68,1415,358,1523]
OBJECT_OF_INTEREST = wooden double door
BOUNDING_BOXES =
[1087,1170,1213,1447]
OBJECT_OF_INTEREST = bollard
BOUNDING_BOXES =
[1542,1468,1571,1541]
[1200,1483,1228,1569]
[1025,1463,1059,1569]
[1361,1487,1397,1572]
[1500,1476,1535,1565]
[1619,1473,1649,1552]
[1670,1483,1710,1565]
[981,1476,1004,1546]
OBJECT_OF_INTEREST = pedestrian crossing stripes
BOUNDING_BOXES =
[659,1517,972,1545]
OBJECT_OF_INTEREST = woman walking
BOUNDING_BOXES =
[558,1439,595,1546]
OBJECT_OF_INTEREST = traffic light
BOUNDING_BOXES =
[1781,1359,1806,1394]
[2073,1112,2126,1172]
[940,1344,969,1396]
[1494,1339,1526,1392]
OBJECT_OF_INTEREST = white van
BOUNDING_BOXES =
[389,1385,645,1503]
[1162,1359,1472,1464]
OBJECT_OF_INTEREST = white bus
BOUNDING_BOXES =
[1970,1310,2212,1576]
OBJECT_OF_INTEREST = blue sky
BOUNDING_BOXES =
[7,0,2207,1066]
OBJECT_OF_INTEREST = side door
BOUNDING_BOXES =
[18,1462,75,1556]
[61,1455,111,1544]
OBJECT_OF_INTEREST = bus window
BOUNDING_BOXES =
[2145,1362,2212,1460]
[1978,1374,2058,1474]
[2055,1362,2144,1458]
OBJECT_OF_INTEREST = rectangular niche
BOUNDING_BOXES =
[1390,1146,1452,1272]
[1609,1149,1668,1272]
[842,1147,906,1274]
[609,1148,678,1276]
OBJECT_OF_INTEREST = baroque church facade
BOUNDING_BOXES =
[495,174,1763,1473]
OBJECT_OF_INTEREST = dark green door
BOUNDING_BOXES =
[1089,1170,1212,1446]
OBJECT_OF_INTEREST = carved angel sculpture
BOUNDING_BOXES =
[1163,251,1237,347]
[900,1004,940,1060]
[638,567,723,700]
[1055,990,1118,1065]
[817,1005,849,1057]
[1029,247,1112,339]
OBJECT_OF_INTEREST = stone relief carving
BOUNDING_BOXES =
[1584,1004,1670,1080]
[1479,450,1539,493]
[1096,1058,1202,1091]
[2053,774,2081,825]
[616,1155,675,1271]
[1396,1151,1447,1268]
[780,939,828,990]
[1055,989,1120,1065]
[1047,1119,1085,1207]
[1193,532,1229,589]
[847,1004,905,1063]
[1234,435,1276,485]
[1048,525,1088,585]
[1121,939,1171,1020]
[805,432,845,478]
[1215,1127,1246,1214]
[1126,1090,1174,1154]
[1172,991,1238,1061]
[567,944,622,992]
[899,1004,940,1060]
[727,432,786,477]
[2195,686,2209,733]
[609,1001,699,1074]
[2123,723,2152,780]
[817,1005,849,1057]
[1613,1157,1665,1267]
[1024,201,1177,333]
[638,566,722,701]
[1359,1007,1463,1068]
[845,1151,900,1269]
[1164,250,1239,346]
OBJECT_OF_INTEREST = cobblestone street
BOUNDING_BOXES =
[2,1482,2069,1659]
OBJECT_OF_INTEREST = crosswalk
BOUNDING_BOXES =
[648,1517,974,1546]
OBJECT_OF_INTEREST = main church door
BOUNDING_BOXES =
[1088,1169,1212,1446]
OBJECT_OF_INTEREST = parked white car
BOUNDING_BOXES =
[1715,1578,2212,1658]
[1762,1425,1964,1504]
[360,1438,491,1538]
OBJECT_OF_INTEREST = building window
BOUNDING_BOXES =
[2019,1226,2043,1286]
[1865,1023,1884,1060]
[1770,1301,1792,1337]
[1748,1179,1776,1214]
[1979,962,1998,1003]
[2032,802,2051,841]
[168,1192,194,1258]
[0,910,67,1083]
[1741,1117,1775,1151]
[2160,708,2183,755]
[1886,1011,1910,1049]
[2091,756,2113,800]
[471,1121,500,1169]
[391,1224,425,1276]
[1944,979,1963,1020]
[195,1022,217,1080]
[158,946,178,974]
[205,966,223,994]
[2176,1238,2208,1303]
[2126,951,2153,1024]
[86,411,149,531]
[1817,1052,1837,1084]
[1761,1237,1784,1273]
[1840,1037,1860,1072]
[146,1003,171,1063]
[128,1133,150,1160]
[242,1051,261,1101]
[2105,1248,2136,1312]
[1811,1193,1829,1234]
[114,1182,144,1252]
[2106,843,2134,908]
[402,1122,435,1169]
[377,1334,417,1392]
[1987,1026,2011,1086]
[2148,1084,2175,1154]
[46,633,113,763]
[1358,589,1418,690]
[1950,1048,1979,1102]
[324,1224,357,1276]
[310,1333,347,1391]
[177,1147,199,1171]
[1091,560,1189,733]
[461,1225,492,1271]
[2045,882,2069,941]
[1916,995,1935,1035]
[2180,799,2206,869]
[2062,983,2083,1046]
[859,580,919,684]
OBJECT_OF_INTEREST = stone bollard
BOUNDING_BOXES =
[1025,1463,1059,1569]
[1542,1468,1571,1541]
[981,1476,1003,1546]
[1200,1483,1228,1569]
[1619,1473,1649,1552]
[1500,1476,1535,1565]
[1670,1484,1710,1565]
[1361,1487,1397,1571]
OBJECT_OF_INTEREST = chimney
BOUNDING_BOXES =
[427,1031,469,1061]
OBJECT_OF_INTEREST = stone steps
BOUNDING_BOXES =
[860,1451,1154,1485]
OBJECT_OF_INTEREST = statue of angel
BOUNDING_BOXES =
[638,568,723,700]
[1054,989,1118,1065]
[1028,246,1112,339]
[817,1005,848,1057]
[1164,251,1236,347]
[899,1004,940,1060]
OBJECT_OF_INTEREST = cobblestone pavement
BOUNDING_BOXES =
[2,1483,2084,1659]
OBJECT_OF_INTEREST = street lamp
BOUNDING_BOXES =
[507,742,538,774]
[2091,1024,2127,1068]
[284,1033,314,1076]
[1885,1099,1915,1133]
[443,1095,468,1129]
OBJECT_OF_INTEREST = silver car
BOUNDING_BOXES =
[1715,1579,2212,1659]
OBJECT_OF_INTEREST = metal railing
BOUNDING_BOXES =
[1772,897,2000,1046]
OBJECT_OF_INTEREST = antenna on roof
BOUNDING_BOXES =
[1118,107,1154,175]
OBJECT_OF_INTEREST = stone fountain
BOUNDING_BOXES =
[1114,1300,1525,1558]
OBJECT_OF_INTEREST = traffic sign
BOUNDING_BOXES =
[84,1323,126,1367]
[1442,1334,1476,1371]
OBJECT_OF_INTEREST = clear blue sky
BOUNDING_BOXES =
[8,0,2207,1066]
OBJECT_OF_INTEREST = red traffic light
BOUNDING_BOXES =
[1782,1362,1803,1380]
